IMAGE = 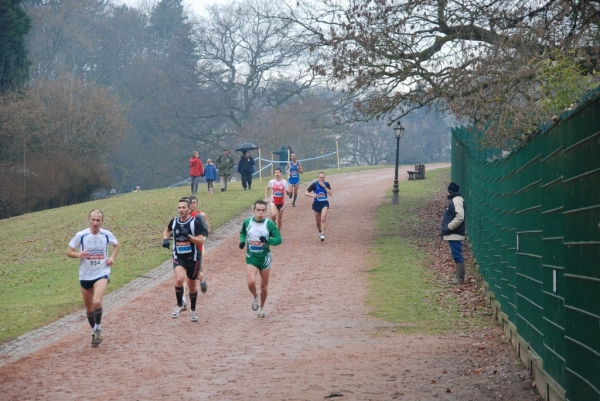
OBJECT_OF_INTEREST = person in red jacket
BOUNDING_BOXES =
[189,151,204,194]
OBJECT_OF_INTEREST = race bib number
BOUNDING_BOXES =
[87,252,105,267]
[176,241,192,254]
[249,241,264,252]
[317,195,327,201]
[290,172,298,177]
[274,191,283,197]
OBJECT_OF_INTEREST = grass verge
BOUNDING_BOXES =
[0,164,390,344]
[367,167,488,334]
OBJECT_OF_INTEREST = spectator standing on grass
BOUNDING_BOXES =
[66,209,120,348]
[204,159,218,193]
[215,149,235,191]
[189,151,204,194]
[441,182,466,285]
[237,150,255,190]
[239,200,282,318]
[162,198,209,322]
[305,172,332,242]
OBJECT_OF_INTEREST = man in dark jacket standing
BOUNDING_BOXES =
[441,182,466,285]
[237,150,255,190]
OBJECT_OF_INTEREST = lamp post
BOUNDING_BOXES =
[391,120,405,205]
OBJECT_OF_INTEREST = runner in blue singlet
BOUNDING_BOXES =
[305,172,332,242]
[286,153,303,207]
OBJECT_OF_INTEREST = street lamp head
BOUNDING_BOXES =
[394,121,405,139]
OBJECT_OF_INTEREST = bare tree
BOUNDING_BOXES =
[287,0,600,146]
[193,0,317,138]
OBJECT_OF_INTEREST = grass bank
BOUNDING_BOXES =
[0,164,389,344]
[367,167,488,334]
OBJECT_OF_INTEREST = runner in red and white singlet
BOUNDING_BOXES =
[265,168,289,231]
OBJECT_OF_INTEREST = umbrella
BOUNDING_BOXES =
[235,143,259,152]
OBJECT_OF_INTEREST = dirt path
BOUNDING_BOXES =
[0,167,540,400]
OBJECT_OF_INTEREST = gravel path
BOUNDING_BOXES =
[0,166,540,401]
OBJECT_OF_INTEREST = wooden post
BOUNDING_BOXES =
[271,152,274,177]
[336,140,340,170]
[259,148,262,182]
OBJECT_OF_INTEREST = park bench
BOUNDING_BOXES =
[407,164,425,180]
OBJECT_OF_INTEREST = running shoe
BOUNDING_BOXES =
[320,234,325,242]
[252,296,259,311]
[200,279,208,293]
[172,305,183,318]
[317,230,322,239]
[257,308,265,318]
[190,310,198,322]
[181,297,187,311]
[92,329,102,347]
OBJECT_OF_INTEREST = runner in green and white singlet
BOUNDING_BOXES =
[239,200,282,318]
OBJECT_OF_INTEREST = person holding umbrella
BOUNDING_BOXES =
[237,150,255,190]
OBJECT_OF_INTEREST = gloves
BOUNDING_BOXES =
[239,242,245,249]
[179,227,190,239]
[162,239,170,249]
[259,236,267,243]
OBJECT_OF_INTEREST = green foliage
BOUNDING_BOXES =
[537,51,596,114]
[0,0,31,92]
[367,168,488,333]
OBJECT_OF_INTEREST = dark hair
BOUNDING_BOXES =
[178,198,190,207]
[189,195,198,202]
[254,199,267,209]
[274,167,281,173]
[89,209,104,220]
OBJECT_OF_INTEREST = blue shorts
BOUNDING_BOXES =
[312,201,329,213]
[80,275,109,290]
[288,176,300,185]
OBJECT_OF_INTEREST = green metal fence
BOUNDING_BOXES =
[451,87,600,401]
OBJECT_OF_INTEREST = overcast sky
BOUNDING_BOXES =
[118,0,232,16]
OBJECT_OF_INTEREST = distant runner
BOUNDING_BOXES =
[265,168,289,231]
[286,153,303,207]
[305,172,332,242]
[239,200,282,318]
[67,209,121,347]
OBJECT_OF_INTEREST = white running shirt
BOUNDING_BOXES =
[68,228,118,280]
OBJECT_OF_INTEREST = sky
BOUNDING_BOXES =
[119,0,232,16]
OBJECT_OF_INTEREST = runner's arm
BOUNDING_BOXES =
[66,246,86,259]
[162,225,172,240]
[200,212,211,233]
[305,182,316,197]
[266,220,282,246]
[239,220,249,245]
[106,242,121,266]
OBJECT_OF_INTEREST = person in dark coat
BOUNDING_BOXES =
[237,150,256,190]
[441,182,466,284]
